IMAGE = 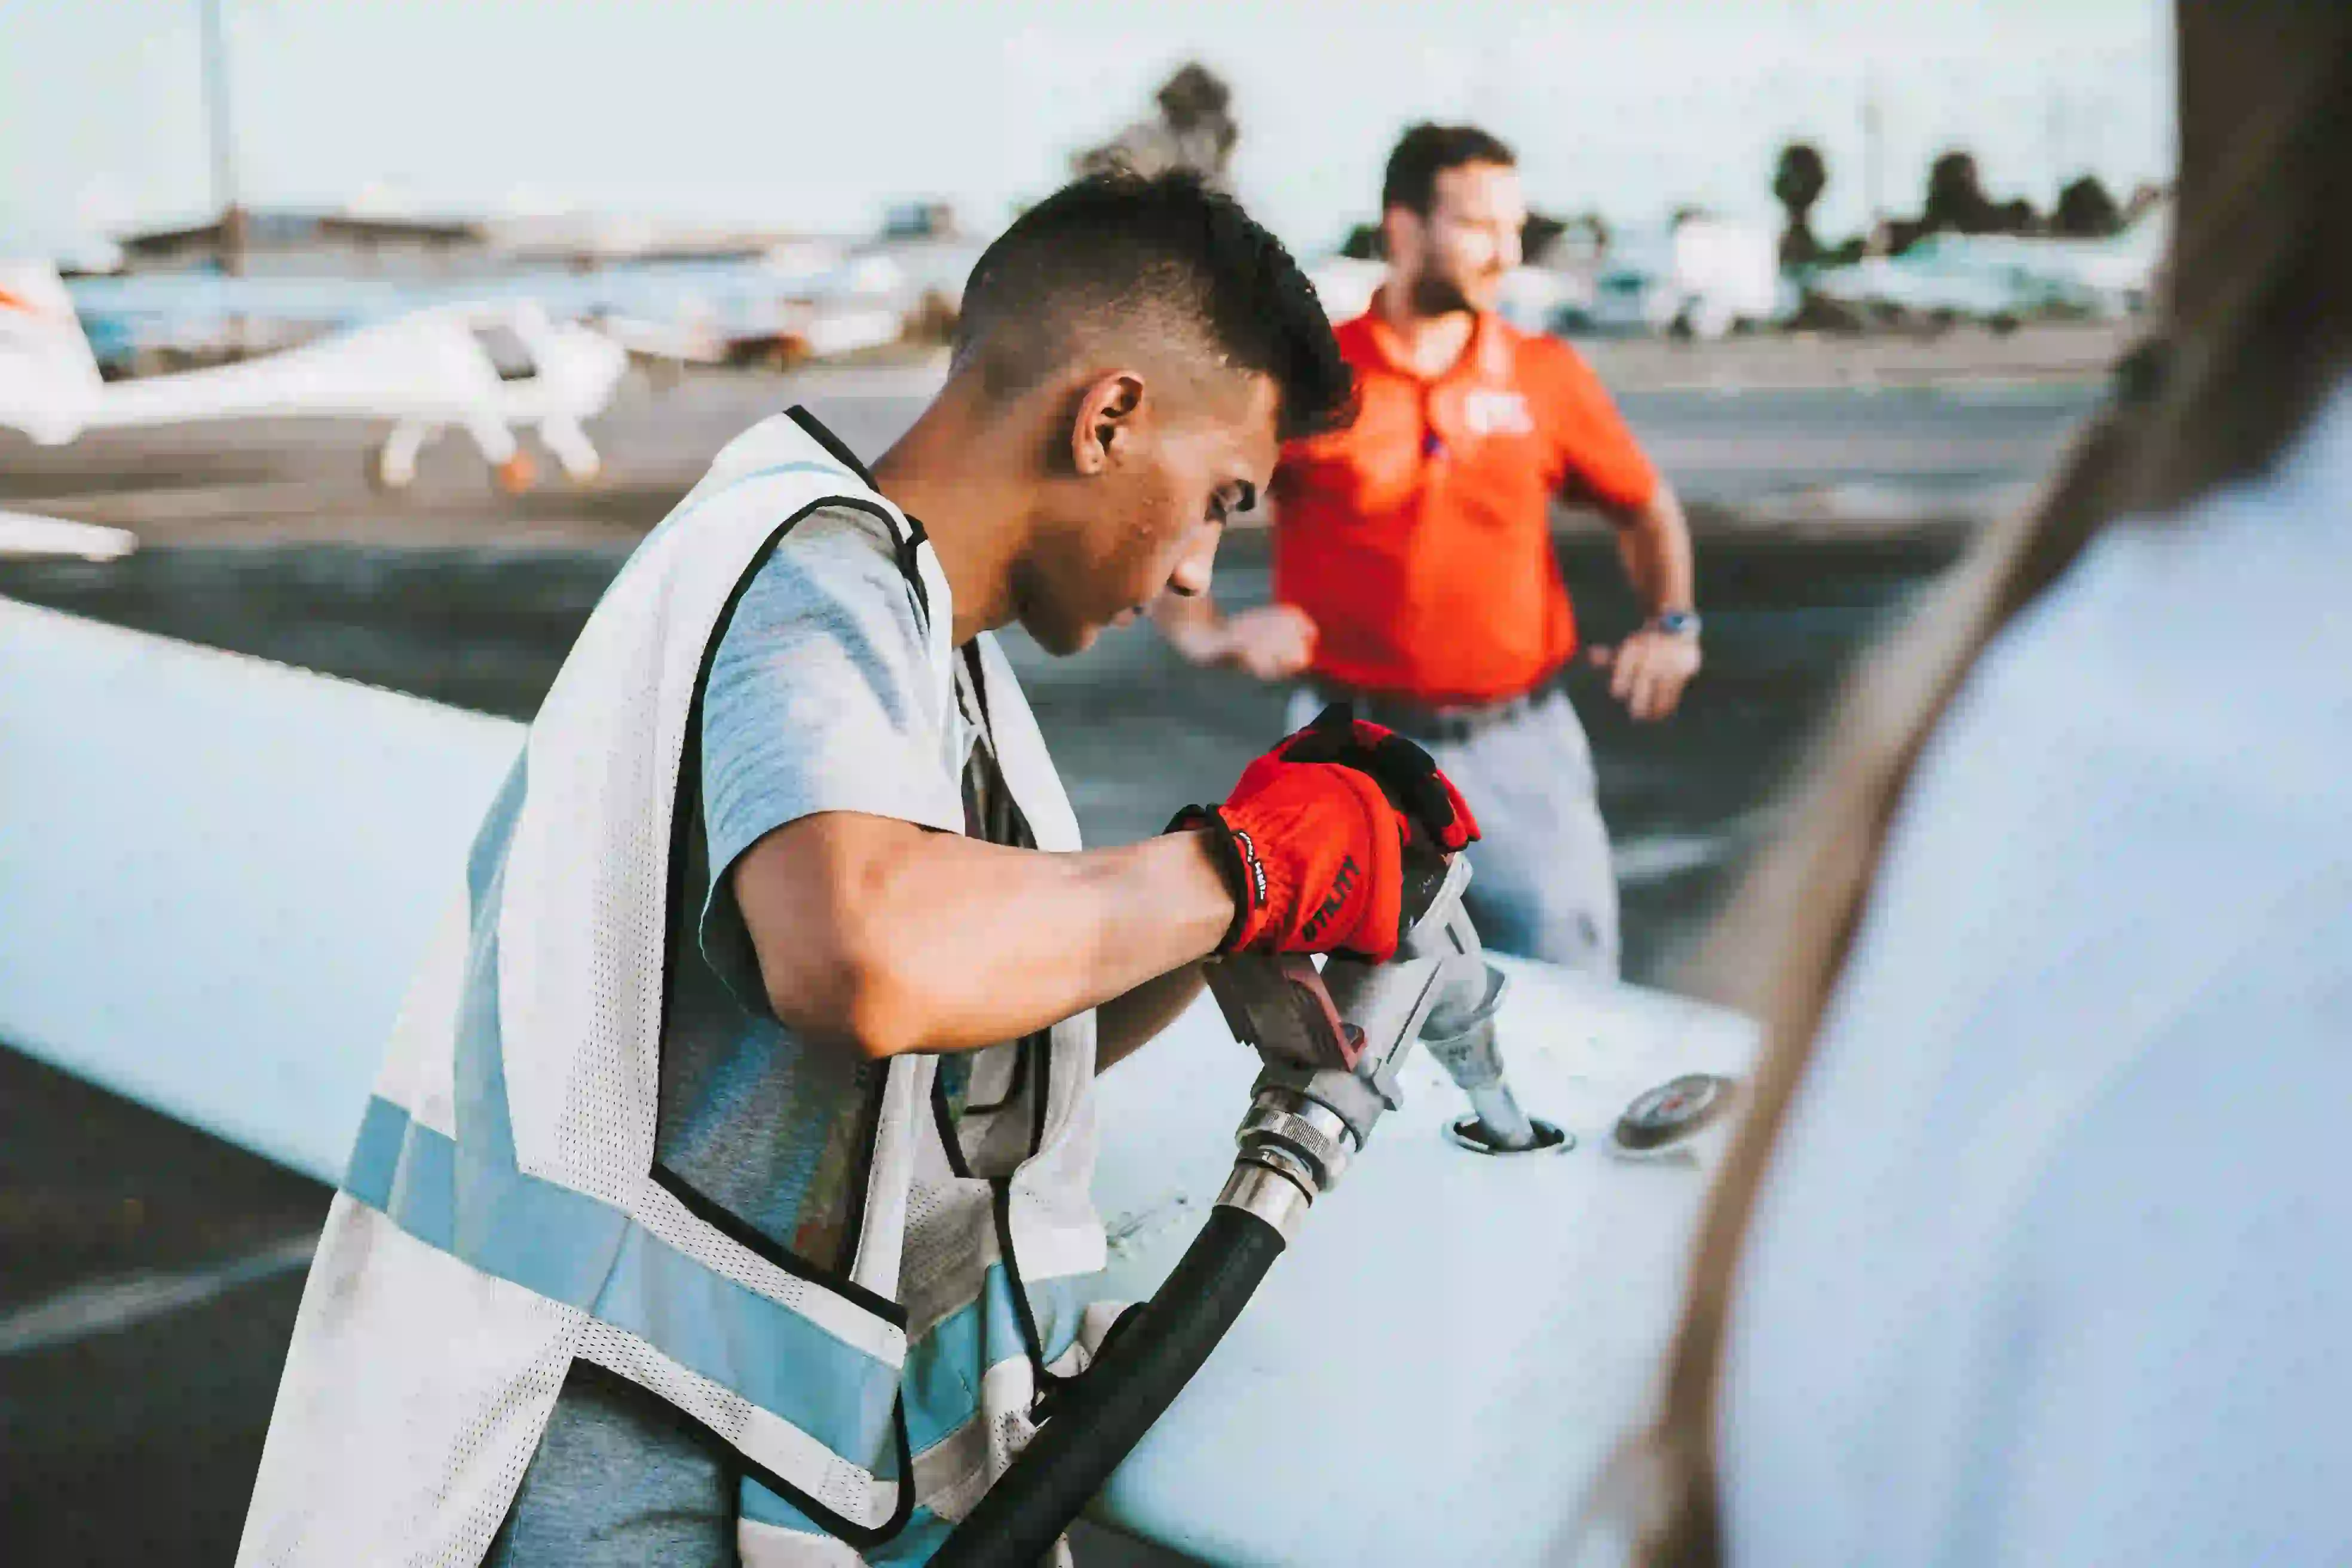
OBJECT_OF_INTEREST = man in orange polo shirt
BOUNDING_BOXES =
[1154,123,1700,975]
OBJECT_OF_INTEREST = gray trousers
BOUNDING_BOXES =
[1287,685,1620,978]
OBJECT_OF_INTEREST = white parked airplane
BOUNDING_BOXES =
[0,261,629,492]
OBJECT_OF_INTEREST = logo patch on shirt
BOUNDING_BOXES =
[1462,389,1535,437]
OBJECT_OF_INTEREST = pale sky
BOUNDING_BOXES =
[2,0,2173,258]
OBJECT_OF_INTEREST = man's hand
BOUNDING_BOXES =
[1152,594,1318,682]
[1172,705,1481,963]
[1172,766,1405,961]
[1214,604,1318,681]
[1231,704,1480,853]
[1589,627,1702,722]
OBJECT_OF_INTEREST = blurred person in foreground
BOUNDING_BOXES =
[237,173,1482,1567]
[1154,122,1701,976]
[1580,6,2352,1563]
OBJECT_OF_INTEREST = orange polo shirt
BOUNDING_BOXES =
[1270,303,1661,705]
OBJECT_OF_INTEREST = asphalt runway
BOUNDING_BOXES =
[0,358,2094,1564]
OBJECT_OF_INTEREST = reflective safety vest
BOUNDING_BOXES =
[239,409,1118,1566]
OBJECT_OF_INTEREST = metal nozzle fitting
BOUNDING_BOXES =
[1234,1089,1356,1192]
[1217,1089,1359,1239]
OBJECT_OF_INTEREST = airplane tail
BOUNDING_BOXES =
[0,261,105,445]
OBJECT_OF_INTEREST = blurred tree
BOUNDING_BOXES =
[2053,174,2124,238]
[1772,142,1829,266]
[1920,149,2042,239]
[1924,150,1995,232]
[1339,223,1382,260]
[1071,62,1239,188]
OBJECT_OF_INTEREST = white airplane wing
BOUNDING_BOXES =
[0,597,520,1180]
[0,599,1752,1565]
[78,307,511,430]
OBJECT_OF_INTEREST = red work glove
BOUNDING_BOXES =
[1230,704,1481,854]
[1171,705,1482,963]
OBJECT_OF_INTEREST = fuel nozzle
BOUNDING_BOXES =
[927,853,1544,1567]
[1420,961,1549,1153]
[1203,851,1560,1236]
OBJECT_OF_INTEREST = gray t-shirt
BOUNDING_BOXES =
[658,501,969,1275]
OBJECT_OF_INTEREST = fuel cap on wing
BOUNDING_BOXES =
[1613,1073,1738,1154]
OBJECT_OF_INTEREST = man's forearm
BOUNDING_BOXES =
[1612,485,1696,616]
[1094,961,1210,1073]
[1599,482,1704,720]
[736,815,1233,1060]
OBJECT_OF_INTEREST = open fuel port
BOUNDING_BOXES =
[1446,1113,1573,1155]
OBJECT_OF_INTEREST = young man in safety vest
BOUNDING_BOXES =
[1155,123,1702,976]
[238,173,1477,1567]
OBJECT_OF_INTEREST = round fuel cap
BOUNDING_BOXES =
[1613,1073,1737,1152]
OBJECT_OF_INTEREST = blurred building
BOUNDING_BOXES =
[112,208,808,280]
[118,210,489,278]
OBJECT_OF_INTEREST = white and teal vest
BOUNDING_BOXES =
[238,410,1117,1566]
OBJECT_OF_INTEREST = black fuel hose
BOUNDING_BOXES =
[928,1203,1289,1567]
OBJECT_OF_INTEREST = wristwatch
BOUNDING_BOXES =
[1649,609,1702,639]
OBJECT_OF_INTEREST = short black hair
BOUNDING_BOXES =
[953,171,1354,441]
[1382,123,1518,216]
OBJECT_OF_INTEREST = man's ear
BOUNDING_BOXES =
[1070,371,1146,476]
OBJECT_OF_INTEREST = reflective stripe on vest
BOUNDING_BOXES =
[337,754,908,1472]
